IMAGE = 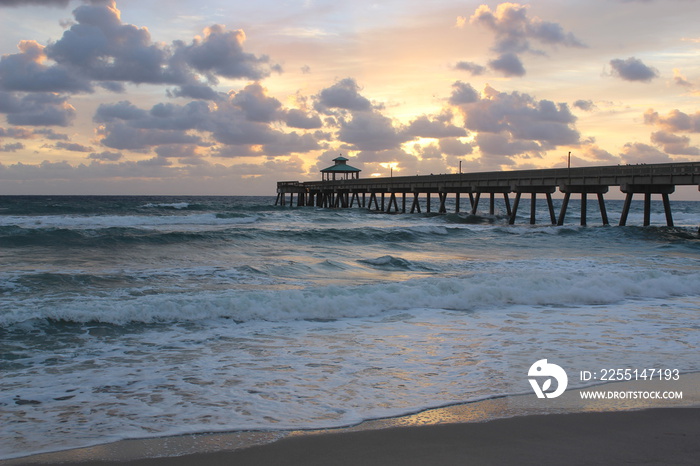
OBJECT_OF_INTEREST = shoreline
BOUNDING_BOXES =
[4,372,699,465]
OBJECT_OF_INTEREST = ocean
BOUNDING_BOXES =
[1,195,699,459]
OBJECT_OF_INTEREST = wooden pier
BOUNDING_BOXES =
[276,162,700,226]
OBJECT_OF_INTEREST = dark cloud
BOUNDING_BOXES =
[468,3,585,78]
[171,25,278,82]
[448,81,479,106]
[33,128,68,140]
[0,91,76,126]
[0,40,93,93]
[97,121,204,150]
[315,78,372,113]
[46,1,174,84]
[56,141,92,152]
[284,109,323,129]
[414,143,443,159]
[644,108,700,133]
[0,0,283,139]
[0,0,70,7]
[620,142,673,164]
[0,126,33,138]
[1,142,24,151]
[609,57,659,82]
[229,83,282,123]
[650,130,700,155]
[577,145,619,164]
[88,150,122,161]
[454,61,486,76]
[404,115,467,139]
[0,1,278,102]
[205,92,315,151]
[337,111,410,151]
[475,132,540,157]
[450,84,580,160]
[573,100,595,111]
[488,52,525,78]
[145,101,211,130]
[167,84,221,101]
[93,85,322,157]
[94,100,149,123]
[439,137,473,156]
[98,81,126,93]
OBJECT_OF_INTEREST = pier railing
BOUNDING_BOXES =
[276,162,700,227]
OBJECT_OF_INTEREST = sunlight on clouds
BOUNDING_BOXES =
[0,0,699,194]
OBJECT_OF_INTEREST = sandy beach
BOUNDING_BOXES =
[4,408,697,466]
[6,375,699,466]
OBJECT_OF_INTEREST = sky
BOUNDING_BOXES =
[0,0,699,195]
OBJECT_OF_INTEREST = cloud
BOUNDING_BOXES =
[448,81,480,106]
[1,142,24,151]
[56,141,93,152]
[0,91,76,126]
[284,109,323,129]
[642,108,700,157]
[620,142,673,164]
[609,57,659,82]
[468,3,585,77]
[33,128,68,140]
[88,150,122,161]
[45,1,174,84]
[404,114,467,139]
[573,100,595,111]
[94,100,210,149]
[154,144,204,159]
[650,130,700,155]
[167,84,222,101]
[488,52,525,77]
[94,100,149,123]
[0,1,278,102]
[0,0,70,6]
[97,121,205,151]
[439,137,474,156]
[0,126,34,138]
[315,78,372,113]
[171,25,279,83]
[337,110,410,151]
[576,145,619,164]
[93,84,323,158]
[454,61,486,76]
[644,108,700,133]
[0,40,93,93]
[450,84,580,160]
[475,132,540,157]
[0,0,284,141]
[672,69,693,88]
[229,82,282,123]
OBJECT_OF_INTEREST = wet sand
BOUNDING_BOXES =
[5,375,699,465]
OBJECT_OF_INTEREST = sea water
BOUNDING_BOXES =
[1,195,699,459]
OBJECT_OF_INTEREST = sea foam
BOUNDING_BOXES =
[3,265,699,326]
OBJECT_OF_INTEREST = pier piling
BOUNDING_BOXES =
[276,162,699,227]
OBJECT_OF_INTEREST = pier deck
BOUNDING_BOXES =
[276,162,700,226]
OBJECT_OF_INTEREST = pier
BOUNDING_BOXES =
[276,162,700,226]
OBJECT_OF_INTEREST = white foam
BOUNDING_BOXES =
[140,202,190,209]
[0,212,259,229]
[2,296,698,460]
[3,264,699,326]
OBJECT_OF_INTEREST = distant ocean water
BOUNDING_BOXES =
[1,195,699,459]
